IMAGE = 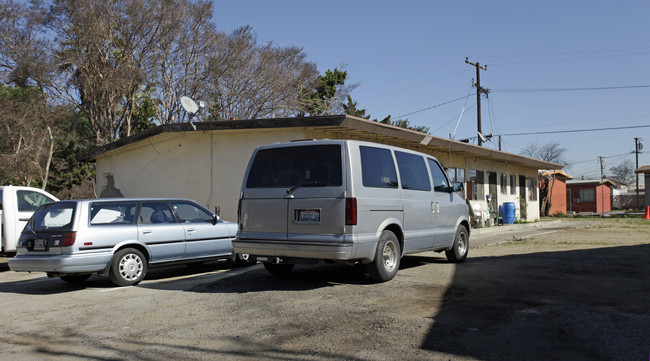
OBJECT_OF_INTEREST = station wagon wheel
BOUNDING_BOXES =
[235,253,258,267]
[61,274,91,284]
[445,226,469,263]
[367,230,401,282]
[109,248,147,286]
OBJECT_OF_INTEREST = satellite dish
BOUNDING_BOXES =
[180,96,199,115]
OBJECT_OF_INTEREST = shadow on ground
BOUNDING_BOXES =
[422,244,650,361]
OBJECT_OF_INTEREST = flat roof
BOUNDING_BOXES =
[635,165,650,174]
[82,115,562,170]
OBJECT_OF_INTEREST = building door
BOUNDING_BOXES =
[519,175,527,220]
[566,189,572,212]
[488,171,498,215]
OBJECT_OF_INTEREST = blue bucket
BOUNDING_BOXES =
[502,202,516,224]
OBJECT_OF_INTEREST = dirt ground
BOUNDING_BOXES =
[0,217,649,361]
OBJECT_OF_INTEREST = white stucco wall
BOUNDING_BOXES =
[95,128,542,222]
[95,128,308,221]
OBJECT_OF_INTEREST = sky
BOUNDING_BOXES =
[212,0,650,180]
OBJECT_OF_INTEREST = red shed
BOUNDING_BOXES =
[566,179,615,213]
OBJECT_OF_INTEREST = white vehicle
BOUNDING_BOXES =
[0,186,58,253]
[234,139,470,282]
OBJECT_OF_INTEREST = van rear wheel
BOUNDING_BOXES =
[367,230,401,282]
[263,262,294,276]
[445,226,469,263]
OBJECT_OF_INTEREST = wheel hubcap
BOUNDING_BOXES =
[382,241,397,271]
[119,254,143,281]
[457,233,467,255]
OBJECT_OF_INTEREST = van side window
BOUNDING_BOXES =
[427,159,450,192]
[395,151,431,191]
[360,146,398,188]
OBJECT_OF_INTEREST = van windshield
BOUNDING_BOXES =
[247,144,342,188]
[26,202,76,232]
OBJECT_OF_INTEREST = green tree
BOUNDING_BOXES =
[307,68,347,115]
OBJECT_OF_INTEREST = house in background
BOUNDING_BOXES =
[565,179,615,213]
[83,115,561,223]
[540,170,573,215]
[634,165,650,209]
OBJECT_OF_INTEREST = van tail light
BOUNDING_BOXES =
[345,197,357,226]
[60,232,77,247]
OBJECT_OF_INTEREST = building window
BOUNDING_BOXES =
[500,173,508,194]
[468,170,485,200]
[446,168,465,184]
[510,175,516,195]
[579,188,595,202]
[527,177,538,201]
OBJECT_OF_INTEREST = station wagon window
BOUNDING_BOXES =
[172,201,214,223]
[90,202,138,225]
[395,151,431,191]
[27,202,75,232]
[141,202,177,224]
[247,145,342,187]
[427,159,450,192]
[360,146,398,188]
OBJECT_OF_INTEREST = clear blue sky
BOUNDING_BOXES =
[213,0,650,180]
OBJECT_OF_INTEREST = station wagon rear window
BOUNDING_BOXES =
[247,145,342,187]
[27,202,76,232]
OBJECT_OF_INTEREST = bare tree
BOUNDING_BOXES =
[521,142,567,165]
[206,26,318,120]
[610,159,634,184]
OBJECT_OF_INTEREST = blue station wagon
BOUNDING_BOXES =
[9,198,255,286]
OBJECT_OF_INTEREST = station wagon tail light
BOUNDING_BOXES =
[60,232,77,247]
[345,197,357,226]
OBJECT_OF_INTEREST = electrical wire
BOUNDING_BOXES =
[493,85,650,93]
[394,94,473,119]
[497,124,650,137]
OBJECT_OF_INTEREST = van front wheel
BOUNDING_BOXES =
[367,230,401,282]
[445,226,469,263]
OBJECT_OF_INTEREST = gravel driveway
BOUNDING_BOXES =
[0,217,648,360]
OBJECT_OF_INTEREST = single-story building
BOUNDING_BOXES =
[83,115,562,223]
[540,170,573,215]
[565,179,615,213]
[634,165,650,209]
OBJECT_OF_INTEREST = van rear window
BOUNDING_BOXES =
[247,145,342,187]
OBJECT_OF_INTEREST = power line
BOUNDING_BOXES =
[497,124,650,137]
[394,94,472,118]
[493,85,650,93]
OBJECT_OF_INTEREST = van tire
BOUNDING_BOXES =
[445,226,469,263]
[263,262,294,275]
[109,248,147,286]
[367,230,401,282]
[61,274,91,284]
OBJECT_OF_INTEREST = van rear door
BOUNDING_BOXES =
[240,143,345,242]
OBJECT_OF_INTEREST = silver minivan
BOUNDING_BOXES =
[9,198,255,286]
[234,139,470,282]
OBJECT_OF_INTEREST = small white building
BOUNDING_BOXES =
[83,115,561,223]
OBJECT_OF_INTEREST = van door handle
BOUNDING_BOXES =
[142,230,152,235]
[187,228,195,233]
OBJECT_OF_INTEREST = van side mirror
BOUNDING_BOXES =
[452,182,464,193]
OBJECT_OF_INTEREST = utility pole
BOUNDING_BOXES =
[634,137,643,209]
[599,156,605,216]
[465,58,488,146]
